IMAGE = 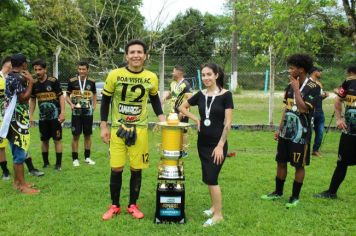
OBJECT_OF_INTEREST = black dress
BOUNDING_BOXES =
[188,90,234,185]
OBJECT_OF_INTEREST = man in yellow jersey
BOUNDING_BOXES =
[161,65,192,157]
[100,39,165,220]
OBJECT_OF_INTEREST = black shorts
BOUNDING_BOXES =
[39,119,62,141]
[338,133,356,166]
[71,114,93,136]
[276,138,310,167]
[197,136,227,185]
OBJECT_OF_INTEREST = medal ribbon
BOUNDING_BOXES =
[205,91,217,121]
[293,78,309,105]
[78,76,87,95]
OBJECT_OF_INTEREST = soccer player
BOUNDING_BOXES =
[309,67,329,157]
[161,65,193,156]
[30,59,65,170]
[314,65,356,199]
[1,56,44,179]
[100,39,165,220]
[5,53,39,194]
[261,54,320,208]
[66,61,96,167]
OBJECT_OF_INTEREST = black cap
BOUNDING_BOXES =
[11,53,27,67]
[309,66,322,74]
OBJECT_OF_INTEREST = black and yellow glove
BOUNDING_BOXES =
[116,124,137,147]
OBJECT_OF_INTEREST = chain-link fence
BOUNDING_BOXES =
[50,52,352,92]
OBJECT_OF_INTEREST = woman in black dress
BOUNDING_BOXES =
[179,63,234,227]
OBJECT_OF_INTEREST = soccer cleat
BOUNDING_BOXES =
[314,190,337,199]
[73,159,80,167]
[285,197,299,208]
[2,172,10,181]
[43,163,50,168]
[29,169,45,177]
[102,205,121,220]
[54,165,62,171]
[84,158,95,165]
[261,191,283,200]
[127,204,144,219]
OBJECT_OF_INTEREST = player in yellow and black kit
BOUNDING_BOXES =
[161,65,192,157]
[100,39,165,220]
[30,59,65,170]
[66,61,96,167]
[261,54,320,208]
[315,65,356,199]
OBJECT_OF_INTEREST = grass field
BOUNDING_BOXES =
[1,91,354,235]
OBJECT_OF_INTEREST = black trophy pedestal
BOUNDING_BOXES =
[154,183,185,224]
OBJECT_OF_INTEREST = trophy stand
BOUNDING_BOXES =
[154,113,190,224]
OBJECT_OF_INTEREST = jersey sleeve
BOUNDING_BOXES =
[54,79,63,96]
[304,85,321,110]
[183,80,193,93]
[30,82,36,98]
[224,91,234,109]
[188,91,200,106]
[337,80,347,98]
[149,73,159,96]
[92,80,97,94]
[102,70,116,97]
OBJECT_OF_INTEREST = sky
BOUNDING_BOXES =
[140,0,227,28]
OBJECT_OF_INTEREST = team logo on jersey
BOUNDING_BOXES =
[46,86,52,91]
[118,104,142,115]
[86,85,91,90]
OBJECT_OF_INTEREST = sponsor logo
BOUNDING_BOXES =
[118,104,142,115]
[46,86,52,91]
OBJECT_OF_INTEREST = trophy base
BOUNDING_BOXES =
[154,183,185,224]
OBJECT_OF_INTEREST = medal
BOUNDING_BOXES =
[204,119,211,127]
[292,105,297,112]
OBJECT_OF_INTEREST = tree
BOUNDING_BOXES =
[161,9,220,76]
[0,0,47,61]
[232,0,346,66]
[26,0,145,68]
[340,0,356,47]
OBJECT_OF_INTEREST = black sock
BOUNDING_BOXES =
[42,152,49,165]
[25,157,35,172]
[56,153,62,166]
[0,161,9,174]
[275,177,285,195]
[72,152,78,161]
[292,180,303,199]
[110,170,123,206]
[328,163,348,194]
[84,149,90,159]
[129,170,142,206]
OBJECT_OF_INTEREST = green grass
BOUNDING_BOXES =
[1,91,353,235]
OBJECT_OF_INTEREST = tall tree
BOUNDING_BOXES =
[340,0,356,47]
[0,0,47,60]
[161,9,220,76]
[26,0,144,68]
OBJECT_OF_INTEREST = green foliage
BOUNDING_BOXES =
[0,1,47,60]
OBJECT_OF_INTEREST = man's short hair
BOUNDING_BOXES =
[32,59,47,69]
[1,56,11,67]
[174,65,185,74]
[287,54,313,74]
[125,39,147,54]
[347,65,356,74]
[309,66,322,74]
[11,53,27,67]
[78,61,89,69]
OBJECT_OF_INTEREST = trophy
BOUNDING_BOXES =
[154,112,190,224]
